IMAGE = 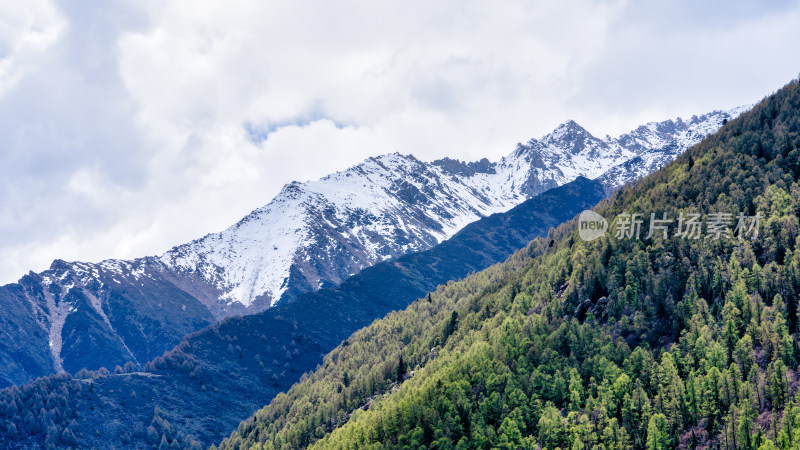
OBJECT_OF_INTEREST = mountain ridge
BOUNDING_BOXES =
[0,177,607,448]
[0,107,745,389]
[161,106,748,311]
[218,80,800,450]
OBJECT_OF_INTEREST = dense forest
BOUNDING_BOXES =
[219,78,800,449]
[0,167,603,448]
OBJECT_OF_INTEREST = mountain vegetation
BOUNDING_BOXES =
[219,79,800,449]
[0,178,604,448]
[0,109,735,392]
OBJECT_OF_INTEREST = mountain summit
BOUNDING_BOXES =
[0,107,745,388]
[219,79,800,450]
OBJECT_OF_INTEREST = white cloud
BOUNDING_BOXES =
[0,1,65,96]
[572,0,800,133]
[1,0,799,284]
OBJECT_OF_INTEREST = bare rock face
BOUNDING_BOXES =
[575,296,612,322]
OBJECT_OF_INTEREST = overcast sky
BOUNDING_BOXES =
[1,0,799,284]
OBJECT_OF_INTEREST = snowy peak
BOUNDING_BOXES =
[158,150,513,311]
[507,118,636,184]
[152,105,749,314]
[0,103,752,390]
[15,105,751,318]
[541,119,601,155]
[615,107,750,156]
[597,106,752,189]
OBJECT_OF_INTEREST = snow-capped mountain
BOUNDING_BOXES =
[0,106,746,388]
[597,105,752,189]
[155,106,748,312]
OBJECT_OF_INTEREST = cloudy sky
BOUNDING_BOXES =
[1,0,799,284]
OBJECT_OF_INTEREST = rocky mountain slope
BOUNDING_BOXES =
[218,80,800,449]
[0,177,606,448]
[0,107,746,389]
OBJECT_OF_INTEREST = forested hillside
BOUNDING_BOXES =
[0,178,604,448]
[220,79,800,449]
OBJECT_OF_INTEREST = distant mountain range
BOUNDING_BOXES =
[0,176,607,448]
[0,106,747,389]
